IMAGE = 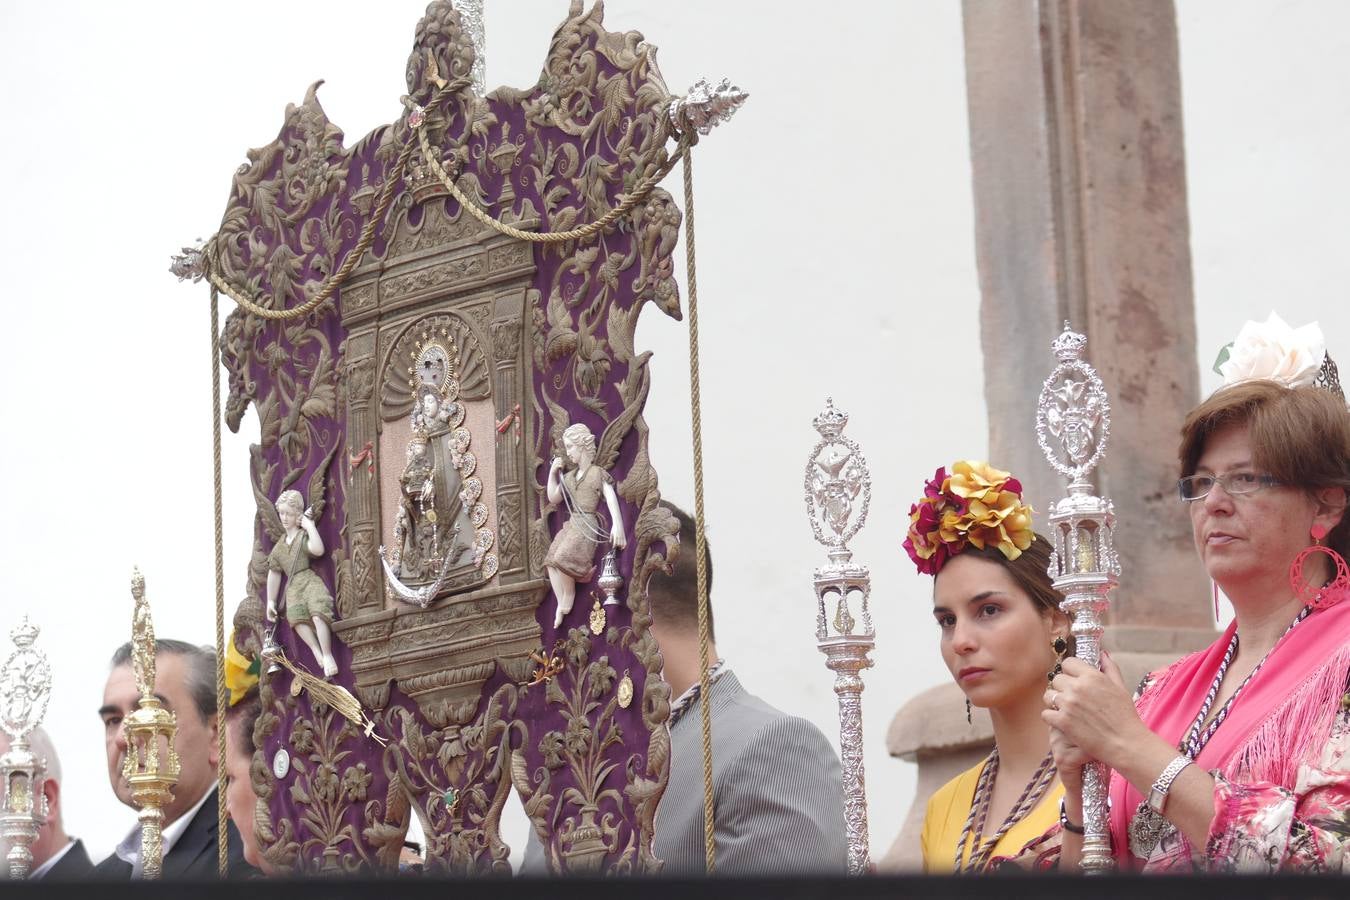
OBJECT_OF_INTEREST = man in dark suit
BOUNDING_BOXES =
[94,639,253,879]
[0,727,94,880]
[525,503,848,875]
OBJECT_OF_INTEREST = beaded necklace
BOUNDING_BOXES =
[953,748,1058,873]
[1128,603,1313,859]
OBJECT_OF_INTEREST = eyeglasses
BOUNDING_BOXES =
[1177,471,1281,502]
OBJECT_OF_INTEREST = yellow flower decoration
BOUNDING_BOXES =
[903,461,1036,575]
[224,630,260,706]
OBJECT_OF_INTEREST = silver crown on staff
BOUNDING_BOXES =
[1036,323,1120,873]
[804,397,873,875]
[0,616,53,879]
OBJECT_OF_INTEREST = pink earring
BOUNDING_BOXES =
[1289,537,1350,612]
[1312,524,1329,543]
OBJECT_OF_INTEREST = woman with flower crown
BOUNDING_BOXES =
[1048,313,1350,873]
[905,461,1072,872]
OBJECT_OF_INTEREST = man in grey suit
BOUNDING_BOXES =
[525,502,847,875]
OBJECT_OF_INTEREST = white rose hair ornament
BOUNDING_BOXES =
[1213,311,1349,611]
[1214,311,1343,401]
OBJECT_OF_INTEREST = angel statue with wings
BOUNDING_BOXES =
[265,489,338,677]
[545,423,627,629]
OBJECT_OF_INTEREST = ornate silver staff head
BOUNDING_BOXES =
[669,77,749,137]
[456,0,486,97]
[805,398,874,638]
[0,616,53,879]
[168,241,206,283]
[1035,323,1119,873]
[803,398,873,875]
[1036,323,1121,585]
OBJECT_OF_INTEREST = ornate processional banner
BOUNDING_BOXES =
[198,1,742,874]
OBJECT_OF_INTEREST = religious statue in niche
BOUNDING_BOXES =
[266,489,339,678]
[392,424,476,583]
[545,423,626,628]
[414,383,457,434]
[381,335,498,606]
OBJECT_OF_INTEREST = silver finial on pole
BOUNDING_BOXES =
[0,616,53,879]
[804,398,874,875]
[669,78,749,137]
[1036,323,1119,873]
[458,0,485,97]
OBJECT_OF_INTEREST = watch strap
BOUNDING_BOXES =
[1146,755,1193,814]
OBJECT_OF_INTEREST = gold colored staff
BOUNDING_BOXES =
[121,568,181,879]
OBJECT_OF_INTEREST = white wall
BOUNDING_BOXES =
[1177,0,1350,396]
[0,0,1344,873]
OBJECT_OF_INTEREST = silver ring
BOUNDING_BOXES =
[1050,691,1061,711]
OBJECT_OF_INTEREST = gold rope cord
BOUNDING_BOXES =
[209,75,690,319]
[680,147,716,875]
[210,287,229,877]
[207,78,470,321]
[415,124,692,244]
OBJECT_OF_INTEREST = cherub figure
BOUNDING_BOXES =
[544,423,627,629]
[265,489,339,678]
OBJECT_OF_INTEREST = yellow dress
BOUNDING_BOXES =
[920,758,1064,873]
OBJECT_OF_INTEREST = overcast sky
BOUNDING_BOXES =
[1,0,1348,872]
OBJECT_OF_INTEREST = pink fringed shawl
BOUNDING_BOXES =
[1108,599,1350,868]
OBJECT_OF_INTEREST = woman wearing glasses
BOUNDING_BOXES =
[1048,315,1350,872]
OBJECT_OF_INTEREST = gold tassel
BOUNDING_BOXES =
[269,650,387,746]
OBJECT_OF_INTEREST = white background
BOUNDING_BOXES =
[1,0,1347,870]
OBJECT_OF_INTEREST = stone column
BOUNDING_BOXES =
[882,0,1212,870]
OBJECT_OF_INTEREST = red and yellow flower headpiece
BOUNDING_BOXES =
[903,461,1036,575]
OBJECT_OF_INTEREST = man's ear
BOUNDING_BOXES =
[207,714,220,769]
[43,776,60,823]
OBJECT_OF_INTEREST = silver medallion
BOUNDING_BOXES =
[1127,802,1171,860]
[272,748,291,780]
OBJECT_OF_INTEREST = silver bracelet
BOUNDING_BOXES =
[1146,755,1193,815]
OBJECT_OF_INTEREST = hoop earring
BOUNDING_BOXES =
[1047,636,1068,683]
[966,698,972,726]
[1288,542,1350,611]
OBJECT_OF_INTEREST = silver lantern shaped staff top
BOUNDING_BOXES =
[804,398,874,875]
[0,616,53,879]
[1036,323,1120,873]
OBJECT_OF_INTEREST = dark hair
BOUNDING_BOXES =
[110,639,217,723]
[646,501,715,641]
[1179,380,1350,557]
[955,532,1065,618]
[224,686,262,756]
[942,533,1072,654]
